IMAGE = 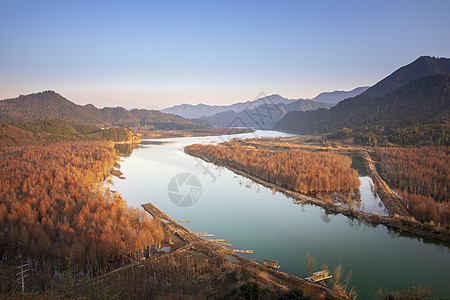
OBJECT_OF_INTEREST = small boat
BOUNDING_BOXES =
[305,270,332,282]
[262,259,280,269]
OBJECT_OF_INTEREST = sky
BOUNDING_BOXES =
[0,0,449,109]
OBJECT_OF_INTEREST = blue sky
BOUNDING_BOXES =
[1,0,449,108]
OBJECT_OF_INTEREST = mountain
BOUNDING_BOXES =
[274,73,450,145]
[311,86,369,104]
[162,88,368,120]
[200,99,333,129]
[0,91,203,130]
[362,56,450,97]
[161,94,294,119]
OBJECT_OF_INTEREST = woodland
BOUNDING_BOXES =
[0,142,165,278]
[375,147,450,225]
[185,140,360,194]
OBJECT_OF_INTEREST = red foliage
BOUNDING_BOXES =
[185,140,360,194]
[0,141,164,269]
[376,147,450,224]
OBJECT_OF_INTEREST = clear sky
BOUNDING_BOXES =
[1,0,449,108]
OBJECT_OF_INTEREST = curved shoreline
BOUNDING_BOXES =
[184,149,450,243]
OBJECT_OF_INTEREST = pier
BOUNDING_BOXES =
[195,233,215,237]
[233,249,254,254]
[217,242,234,247]
[209,239,227,242]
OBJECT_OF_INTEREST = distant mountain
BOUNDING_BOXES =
[161,94,294,119]
[162,88,368,120]
[311,86,369,104]
[274,73,450,145]
[0,91,203,130]
[362,56,450,97]
[200,99,333,129]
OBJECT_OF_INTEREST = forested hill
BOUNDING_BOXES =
[0,119,140,147]
[274,73,450,146]
[362,56,450,97]
[0,91,204,129]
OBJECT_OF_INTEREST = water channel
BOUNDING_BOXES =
[112,130,450,299]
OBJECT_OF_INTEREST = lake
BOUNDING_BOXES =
[112,130,450,299]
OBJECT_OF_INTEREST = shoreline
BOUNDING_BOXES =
[184,149,450,243]
[140,202,337,299]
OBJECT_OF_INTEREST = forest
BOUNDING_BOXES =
[0,141,164,277]
[185,140,360,195]
[375,147,450,225]
[0,119,140,148]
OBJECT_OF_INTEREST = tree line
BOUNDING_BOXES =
[375,147,450,225]
[0,141,164,276]
[185,140,360,194]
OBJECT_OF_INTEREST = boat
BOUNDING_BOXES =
[305,270,332,282]
[262,259,280,269]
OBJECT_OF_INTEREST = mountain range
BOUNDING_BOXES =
[161,87,369,120]
[274,56,450,146]
[0,91,202,130]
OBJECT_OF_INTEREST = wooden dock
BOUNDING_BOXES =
[233,249,254,254]
[209,239,226,242]
[217,242,234,247]
[174,220,190,223]
[195,233,215,237]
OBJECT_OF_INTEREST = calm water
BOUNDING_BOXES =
[112,130,450,299]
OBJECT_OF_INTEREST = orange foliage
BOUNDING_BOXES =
[0,141,163,270]
[375,147,449,200]
[376,147,450,225]
[396,190,449,225]
[185,140,360,194]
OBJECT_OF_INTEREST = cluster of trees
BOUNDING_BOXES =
[376,147,450,224]
[0,119,139,148]
[396,190,449,225]
[0,141,164,275]
[185,140,360,194]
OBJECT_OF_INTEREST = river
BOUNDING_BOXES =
[112,130,450,299]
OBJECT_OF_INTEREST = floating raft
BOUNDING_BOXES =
[217,242,234,247]
[209,239,226,242]
[195,233,215,237]
[233,249,254,254]
[262,259,280,270]
[305,270,332,282]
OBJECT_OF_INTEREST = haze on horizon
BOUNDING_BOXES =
[1,0,449,109]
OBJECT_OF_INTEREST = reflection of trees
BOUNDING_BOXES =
[321,212,331,224]
[114,143,138,157]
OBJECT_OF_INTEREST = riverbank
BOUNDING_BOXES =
[140,203,339,299]
[133,127,254,139]
[184,140,450,243]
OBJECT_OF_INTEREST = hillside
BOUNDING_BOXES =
[311,86,369,104]
[274,73,450,146]
[362,56,450,97]
[0,91,203,129]
[0,119,140,147]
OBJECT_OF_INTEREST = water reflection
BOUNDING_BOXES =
[112,130,450,298]
[114,143,139,157]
